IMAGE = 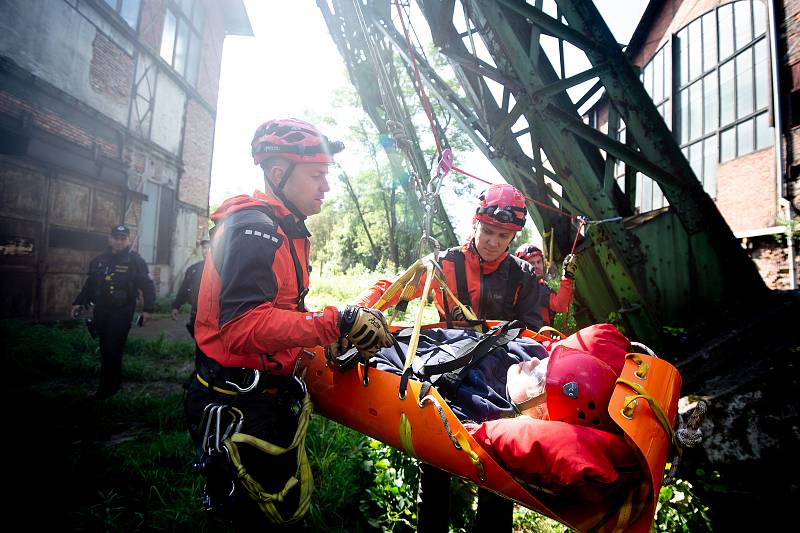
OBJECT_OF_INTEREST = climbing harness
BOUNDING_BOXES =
[194,391,314,526]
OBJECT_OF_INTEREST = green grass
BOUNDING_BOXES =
[3,271,712,531]
[307,270,443,326]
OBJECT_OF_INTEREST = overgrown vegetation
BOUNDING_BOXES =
[6,271,711,531]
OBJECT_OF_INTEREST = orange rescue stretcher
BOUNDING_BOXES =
[299,322,682,533]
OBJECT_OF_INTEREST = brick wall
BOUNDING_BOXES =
[784,0,800,65]
[0,90,119,159]
[631,0,684,66]
[196,0,225,108]
[180,99,212,209]
[715,148,777,230]
[138,0,166,53]
[89,32,134,106]
[746,236,800,289]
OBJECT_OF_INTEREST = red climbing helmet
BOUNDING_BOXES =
[251,118,344,166]
[545,345,619,431]
[474,183,527,231]
[515,243,543,263]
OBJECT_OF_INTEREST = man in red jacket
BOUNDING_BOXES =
[184,118,392,527]
[514,243,577,327]
[354,182,546,532]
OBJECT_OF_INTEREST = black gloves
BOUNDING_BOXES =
[450,303,475,323]
[562,254,578,279]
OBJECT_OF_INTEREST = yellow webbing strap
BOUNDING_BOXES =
[616,378,676,449]
[625,352,650,379]
[399,413,416,457]
[453,430,486,481]
[388,267,424,326]
[195,372,237,396]
[403,261,436,375]
[374,259,423,311]
[430,267,479,324]
[537,325,567,340]
[225,394,314,525]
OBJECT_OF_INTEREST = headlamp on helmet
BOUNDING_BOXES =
[474,183,527,232]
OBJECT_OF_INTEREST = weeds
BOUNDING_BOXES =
[5,270,713,531]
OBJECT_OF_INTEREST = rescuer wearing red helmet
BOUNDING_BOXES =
[354,182,546,533]
[515,242,577,326]
[184,118,392,527]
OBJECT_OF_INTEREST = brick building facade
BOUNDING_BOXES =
[591,0,799,289]
[0,0,251,318]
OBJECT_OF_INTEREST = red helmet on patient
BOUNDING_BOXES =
[474,183,527,231]
[251,118,344,166]
[545,345,619,431]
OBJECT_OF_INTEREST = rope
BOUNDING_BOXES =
[353,0,404,126]
[393,0,442,155]
[226,393,314,525]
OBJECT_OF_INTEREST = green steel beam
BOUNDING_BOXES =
[511,0,766,299]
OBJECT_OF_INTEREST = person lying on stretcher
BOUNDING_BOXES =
[366,321,645,504]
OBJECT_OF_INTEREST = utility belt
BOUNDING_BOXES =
[195,352,306,399]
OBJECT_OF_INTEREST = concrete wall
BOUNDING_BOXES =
[0,0,134,125]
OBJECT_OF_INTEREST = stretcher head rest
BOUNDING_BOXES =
[608,352,682,533]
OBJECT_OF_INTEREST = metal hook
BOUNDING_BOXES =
[224,369,261,393]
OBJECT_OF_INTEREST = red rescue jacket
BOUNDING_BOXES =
[540,277,574,326]
[194,191,340,374]
[354,240,545,329]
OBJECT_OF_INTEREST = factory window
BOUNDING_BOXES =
[637,45,670,211]
[159,0,205,86]
[675,0,771,197]
[103,0,141,29]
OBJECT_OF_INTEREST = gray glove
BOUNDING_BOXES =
[337,305,393,358]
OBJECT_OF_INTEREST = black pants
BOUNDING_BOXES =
[184,375,304,529]
[93,310,133,398]
[416,463,514,532]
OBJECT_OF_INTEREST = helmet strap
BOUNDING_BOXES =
[263,162,307,220]
[277,161,296,192]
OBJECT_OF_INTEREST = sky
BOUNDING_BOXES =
[209,0,648,238]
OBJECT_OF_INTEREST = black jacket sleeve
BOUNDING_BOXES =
[172,265,193,310]
[217,211,284,326]
[514,264,545,331]
[73,257,98,306]
[134,254,156,312]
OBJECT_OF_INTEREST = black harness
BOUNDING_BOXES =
[440,248,524,322]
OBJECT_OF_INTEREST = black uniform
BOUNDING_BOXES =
[171,259,205,337]
[73,246,155,398]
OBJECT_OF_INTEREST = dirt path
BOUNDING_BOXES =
[128,312,195,343]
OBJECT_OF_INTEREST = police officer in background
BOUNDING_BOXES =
[171,238,210,337]
[71,224,156,399]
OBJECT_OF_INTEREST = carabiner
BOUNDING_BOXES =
[225,369,261,393]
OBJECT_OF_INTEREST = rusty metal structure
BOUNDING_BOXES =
[317,0,768,347]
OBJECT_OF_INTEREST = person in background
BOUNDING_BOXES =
[71,224,155,399]
[354,182,546,533]
[514,243,577,327]
[171,238,211,338]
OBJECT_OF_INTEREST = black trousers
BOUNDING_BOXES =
[184,375,304,530]
[416,463,513,532]
[93,310,133,398]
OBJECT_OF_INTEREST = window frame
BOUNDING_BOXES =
[159,0,205,87]
[674,0,772,196]
[102,0,142,30]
